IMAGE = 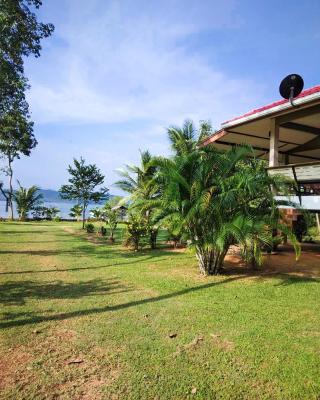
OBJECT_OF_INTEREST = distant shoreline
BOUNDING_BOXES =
[0,199,104,219]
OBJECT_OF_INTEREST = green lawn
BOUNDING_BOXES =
[0,222,319,399]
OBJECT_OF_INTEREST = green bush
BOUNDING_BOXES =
[124,214,148,251]
[99,226,107,236]
[85,223,95,233]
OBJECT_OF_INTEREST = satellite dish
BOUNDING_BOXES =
[279,74,304,106]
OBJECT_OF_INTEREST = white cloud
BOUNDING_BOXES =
[11,0,272,192]
[26,0,266,128]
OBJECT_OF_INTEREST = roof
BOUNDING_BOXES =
[202,84,320,164]
[223,85,320,126]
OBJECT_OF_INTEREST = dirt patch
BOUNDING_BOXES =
[210,333,235,351]
[63,226,106,246]
[173,333,234,358]
[224,243,320,279]
[0,346,33,391]
[0,327,122,399]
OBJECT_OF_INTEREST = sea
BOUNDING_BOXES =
[0,200,99,220]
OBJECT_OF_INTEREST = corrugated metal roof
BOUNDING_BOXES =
[223,85,320,125]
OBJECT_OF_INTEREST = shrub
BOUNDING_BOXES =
[125,214,148,251]
[85,223,95,233]
[99,226,107,236]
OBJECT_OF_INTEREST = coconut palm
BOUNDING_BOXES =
[114,150,157,197]
[167,119,212,156]
[13,183,43,221]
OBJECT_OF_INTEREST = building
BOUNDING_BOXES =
[202,85,320,211]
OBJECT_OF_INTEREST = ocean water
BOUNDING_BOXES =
[0,200,99,219]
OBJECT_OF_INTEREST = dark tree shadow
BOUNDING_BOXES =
[0,278,132,306]
[0,230,49,235]
[1,273,318,330]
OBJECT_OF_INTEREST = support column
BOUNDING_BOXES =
[269,118,279,167]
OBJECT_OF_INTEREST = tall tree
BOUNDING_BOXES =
[0,0,54,218]
[0,107,36,218]
[60,157,109,229]
[0,0,54,73]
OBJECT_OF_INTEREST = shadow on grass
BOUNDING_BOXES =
[0,277,239,328]
[0,253,191,276]
[0,278,132,306]
[0,230,49,235]
[0,245,192,275]
[273,274,320,286]
[1,273,318,329]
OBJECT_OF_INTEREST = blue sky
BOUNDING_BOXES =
[8,0,320,194]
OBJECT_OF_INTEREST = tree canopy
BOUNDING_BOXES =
[0,0,54,218]
[60,157,109,228]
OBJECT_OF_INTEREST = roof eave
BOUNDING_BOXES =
[221,91,320,129]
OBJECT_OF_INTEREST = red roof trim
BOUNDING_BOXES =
[223,85,320,125]
[201,129,226,146]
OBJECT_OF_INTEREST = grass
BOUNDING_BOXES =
[0,221,319,399]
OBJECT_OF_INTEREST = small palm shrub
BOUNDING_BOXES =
[124,214,147,251]
[103,204,118,242]
[13,183,43,221]
[69,204,83,221]
[99,226,107,236]
[85,223,95,233]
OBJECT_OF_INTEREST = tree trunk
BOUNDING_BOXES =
[7,157,14,220]
[196,247,227,275]
[82,204,86,229]
[133,236,139,251]
[316,213,320,235]
[109,229,115,243]
[150,229,158,249]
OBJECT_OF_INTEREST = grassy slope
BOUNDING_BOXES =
[0,222,319,400]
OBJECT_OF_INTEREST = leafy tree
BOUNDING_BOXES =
[43,206,60,220]
[69,204,83,221]
[60,157,109,229]
[31,205,44,220]
[0,108,36,218]
[0,0,54,218]
[0,0,54,72]
[13,182,42,220]
[30,205,60,220]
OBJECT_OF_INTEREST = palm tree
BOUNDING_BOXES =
[114,150,161,249]
[167,119,212,156]
[69,204,83,221]
[152,121,299,275]
[13,183,43,221]
[115,150,156,196]
[90,207,103,220]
